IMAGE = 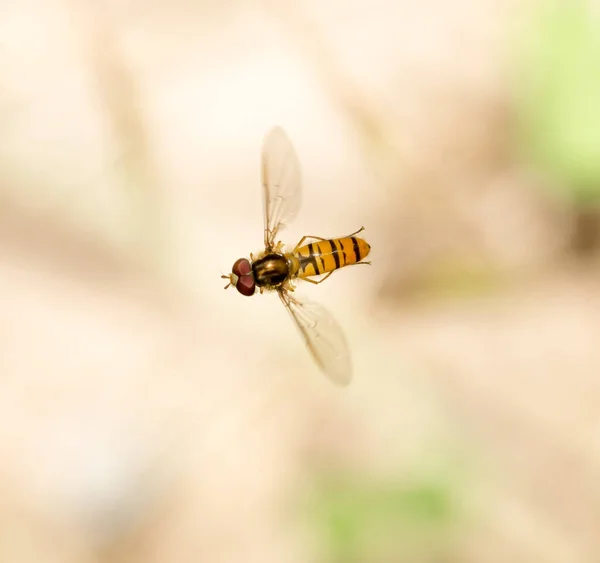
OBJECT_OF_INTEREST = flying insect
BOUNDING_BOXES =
[222,127,371,386]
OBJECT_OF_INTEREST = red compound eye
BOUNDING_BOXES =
[235,273,255,296]
[232,258,251,277]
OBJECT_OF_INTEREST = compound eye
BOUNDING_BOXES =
[232,258,251,277]
[235,274,255,296]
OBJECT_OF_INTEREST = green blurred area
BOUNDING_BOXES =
[304,469,460,563]
[515,0,600,205]
[405,259,507,302]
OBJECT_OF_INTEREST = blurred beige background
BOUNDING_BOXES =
[1,0,599,562]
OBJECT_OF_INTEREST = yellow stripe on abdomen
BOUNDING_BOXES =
[296,237,371,278]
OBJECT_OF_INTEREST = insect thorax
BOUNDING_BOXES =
[252,253,290,287]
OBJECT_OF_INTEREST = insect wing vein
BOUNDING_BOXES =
[261,127,302,250]
[278,290,352,386]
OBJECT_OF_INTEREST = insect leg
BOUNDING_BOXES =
[346,226,366,237]
[302,271,334,285]
[293,234,328,251]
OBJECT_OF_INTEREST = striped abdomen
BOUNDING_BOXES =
[295,237,371,278]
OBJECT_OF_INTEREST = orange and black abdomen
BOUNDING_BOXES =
[295,237,371,278]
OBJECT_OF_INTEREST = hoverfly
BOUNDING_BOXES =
[222,127,371,386]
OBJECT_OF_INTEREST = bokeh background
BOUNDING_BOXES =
[1,0,600,561]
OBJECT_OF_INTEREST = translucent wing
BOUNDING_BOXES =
[278,290,352,386]
[261,127,302,250]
